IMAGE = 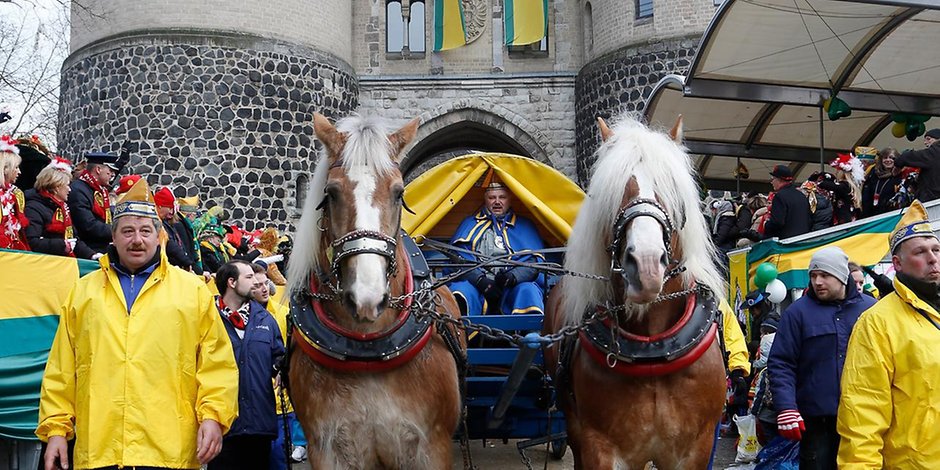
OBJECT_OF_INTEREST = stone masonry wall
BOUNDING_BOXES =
[585,0,716,61]
[358,75,578,180]
[574,35,699,184]
[58,38,358,231]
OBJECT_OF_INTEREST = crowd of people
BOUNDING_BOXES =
[707,129,940,259]
[727,202,940,468]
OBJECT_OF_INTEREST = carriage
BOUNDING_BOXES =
[401,152,586,460]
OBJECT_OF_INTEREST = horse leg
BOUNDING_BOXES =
[573,427,622,470]
[654,429,715,470]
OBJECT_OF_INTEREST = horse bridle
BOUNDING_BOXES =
[329,229,398,280]
[607,197,680,277]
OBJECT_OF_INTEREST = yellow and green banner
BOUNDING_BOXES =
[504,0,548,46]
[743,209,918,291]
[433,0,467,51]
[0,250,98,440]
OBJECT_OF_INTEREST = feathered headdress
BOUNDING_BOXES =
[48,156,72,173]
[0,135,19,154]
[829,153,865,183]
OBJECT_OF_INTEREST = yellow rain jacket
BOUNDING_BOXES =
[268,293,293,414]
[36,250,239,469]
[720,300,750,375]
[837,279,940,468]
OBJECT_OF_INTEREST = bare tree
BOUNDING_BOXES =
[0,1,69,149]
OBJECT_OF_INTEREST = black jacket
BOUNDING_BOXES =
[172,216,200,272]
[818,179,858,225]
[895,142,940,203]
[861,173,901,218]
[763,184,812,239]
[713,214,739,251]
[23,189,97,259]
[67,179,112,253]
[162,220,195,270]
[809,193,833,232]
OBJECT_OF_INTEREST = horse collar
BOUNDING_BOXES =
[292,244,433,373]
[579,285,718,377]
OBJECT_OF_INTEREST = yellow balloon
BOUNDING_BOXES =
[892,121,906,138]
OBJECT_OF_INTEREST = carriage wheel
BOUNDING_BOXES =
[549,438,567,460]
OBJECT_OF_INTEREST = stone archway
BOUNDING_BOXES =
[402,99,562,178]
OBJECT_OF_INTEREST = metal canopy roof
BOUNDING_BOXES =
[644,0,940,192]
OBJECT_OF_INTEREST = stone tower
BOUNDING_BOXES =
[59,1,357,229]
[575,0,718,182]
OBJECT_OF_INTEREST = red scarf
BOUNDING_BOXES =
[78,170,111,224]
[217,297,249,330]
[0,184,29,251]
[38,190,74,239]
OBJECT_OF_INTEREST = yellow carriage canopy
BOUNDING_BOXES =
[402,153,585,247]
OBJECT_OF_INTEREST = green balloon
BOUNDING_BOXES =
[754,262,778,288]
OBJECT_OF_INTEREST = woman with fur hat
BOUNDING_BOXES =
[861,148,902,218]
[24,159,98,258]
[816,153,864,225]
[0,135,29,250]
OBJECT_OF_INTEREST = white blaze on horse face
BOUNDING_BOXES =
[345,167,389,320]
[621,173,667,303]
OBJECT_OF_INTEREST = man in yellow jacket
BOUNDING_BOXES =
[36,180,239,470]
[838,200,940,468]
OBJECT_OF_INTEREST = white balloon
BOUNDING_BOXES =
[765,279,788,303]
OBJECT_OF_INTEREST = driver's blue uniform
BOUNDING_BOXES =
[448,208,546,315]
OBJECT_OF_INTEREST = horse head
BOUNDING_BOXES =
[598,116,686,304]
[295,113,418,330]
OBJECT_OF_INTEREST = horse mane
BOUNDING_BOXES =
[287,115,398,296]
[560,114,726,325]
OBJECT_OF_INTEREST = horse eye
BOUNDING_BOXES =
[316,194,330,211]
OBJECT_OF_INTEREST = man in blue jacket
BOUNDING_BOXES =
[767,246,875,470]
[211,259,285,470]
[448,181,546,316]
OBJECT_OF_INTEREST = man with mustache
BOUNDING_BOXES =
[838,200,940,467]
[767,246,874,470]
[37,179,238,470]
[448,180,546,317]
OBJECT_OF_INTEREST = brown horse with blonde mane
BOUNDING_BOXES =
[286,114,465,469]
[544,115,727,469]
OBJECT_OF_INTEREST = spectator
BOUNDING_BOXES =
[0,135,29,251]
[114,174,142,202]
[763,165,812,239]
[768,246,875,470]
[710,199,739,253]
[861,148,902,217]
[24,160,98,259]
[448,180,546,316]
[36,178,238,470]
[719,300,752,422]
[200,224,232,274]
[176,195,204,273]
[837,200,940,467]
[154,187,196,271]
[69,152,120,253]
[846,261,878,299]
[861,264,894,297]
[734,194,767,247]
[752,318,777,370]
[799,181,833,232]
[893,128,940,203]
[817,154,864,225]
[211,260,285,470]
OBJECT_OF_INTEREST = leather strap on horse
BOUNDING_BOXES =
[578,285,720,377]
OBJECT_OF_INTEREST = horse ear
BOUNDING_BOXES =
[669,114,684,143]
[597,117,613,142]
[313,113,343,161]
[389,118,420,162]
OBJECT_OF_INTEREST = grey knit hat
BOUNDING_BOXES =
[808,246,849,285]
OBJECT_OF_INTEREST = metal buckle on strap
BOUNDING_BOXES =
[329,230,398,276]
[608,198,676,274]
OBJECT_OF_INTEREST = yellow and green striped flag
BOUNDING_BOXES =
[0,250,99,440]
[433,0,467,51]
[504,0,548,46]
[744,208,920,290]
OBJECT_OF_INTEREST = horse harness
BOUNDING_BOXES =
[608,197,684,277]
[290,232,466,375]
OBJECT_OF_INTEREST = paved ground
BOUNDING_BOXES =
[289,433,740,469]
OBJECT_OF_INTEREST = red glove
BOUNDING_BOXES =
[777,409,805,441]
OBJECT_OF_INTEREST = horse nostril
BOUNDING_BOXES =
[343,292,356,309]
[380,294,389,309]
[660,252,668,266]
